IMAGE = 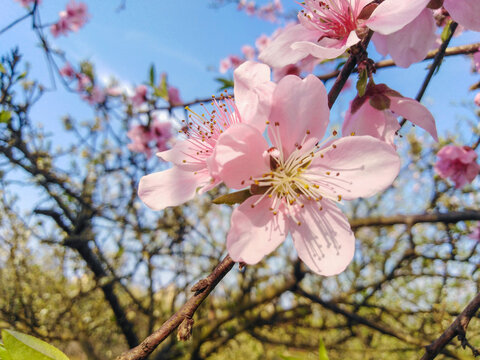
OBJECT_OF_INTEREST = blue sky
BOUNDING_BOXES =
[1,0,480,147]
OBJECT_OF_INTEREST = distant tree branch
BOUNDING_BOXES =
[421,291,480,360]
[349,210,480,229]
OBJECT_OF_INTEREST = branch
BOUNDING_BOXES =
[318,41,479,82]
[328,31,374,108]
[115,255,235,360]
[349,210,480,229]
[421,291,480,360]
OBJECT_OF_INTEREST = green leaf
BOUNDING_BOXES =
[212,189,252,205]
[2,330,69,360]
[215,77,234,91]
[318,338,329,360]
[0,111,11,124]
[0,343,12,360]
[149,64,156,87]
[441,20,452,42]
[0,64,6,74]
[356,69,368,97]
[154,73,168,100]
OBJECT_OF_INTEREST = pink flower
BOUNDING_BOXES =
[82,86,106,105]
[469,224,480,241]
[209,75,400,275]
[245,1,256,16]
[106,86,123,97]
[50,17,71,37]
[373,1,480,68]
[255,34,271,52]
[241,45,256,60]
[127,121,172,158]
[259,0,431,67]
[342,83,438,146]
[59,62,76,78]
[131,85,148,108]
[219,55,244,73]
[76,73,91,92]
[443,0,480,32]
[475,93,480,107]
[138,61,275,210]
[272,55,317,82]
[50,0,89,37]
[435,145,480,189]
[167,86,182,106]
[15,0,40,7]
[372,8,437,68]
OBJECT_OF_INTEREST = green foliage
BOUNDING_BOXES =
[1,330,69,360]
[356,69,368,97]
[318,338,329,360]
[0,63,6,74]
[441,20,453,42]
[0,111,11,124]
[215,77,234,91]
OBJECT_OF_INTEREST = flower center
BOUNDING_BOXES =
[299,0,361,40]
[179,92,241,166]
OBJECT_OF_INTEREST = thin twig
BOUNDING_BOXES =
[421,291,480,360]
[115,255,235,360]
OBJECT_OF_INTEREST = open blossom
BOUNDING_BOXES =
[342,83,438,146]
[259,0,432,67]
[127,121,172,158]
[435,145,480,189]
[131,85,148,108]
[59,62,76,78]
[50,0,89,37]
[82,86,106,105]
[209,75,400,275]
[138,61,275,210]
[167,86,182,106]
[475,93,480,107]
[373,1,480,68]
[219,55,244,73]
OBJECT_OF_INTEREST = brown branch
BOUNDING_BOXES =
[318,40,480,82]
[115,255,235,360]
[421,291,480,360]
[327,31,374,108]
[349,210,480,229]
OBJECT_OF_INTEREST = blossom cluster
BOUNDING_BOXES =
[138,1,480,276]
[50,0,89,37]
[237,0,283,22]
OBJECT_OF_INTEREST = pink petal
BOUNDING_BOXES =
[342,102,399,147]
[258,24,319,68]
[208,123,269,189]
[268,74,329,156]
[157,141,206,171]
[289,198,355,276]
[227,196,287,264]
[309,136,400,200]
[389,96,438,141]
[138,166,210,210]
[444,0,480,32]
[367,0,430,35]
[291,31,360,62]
[376,9,436,68]
[233,61,275,133]
[372,33,389,57]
